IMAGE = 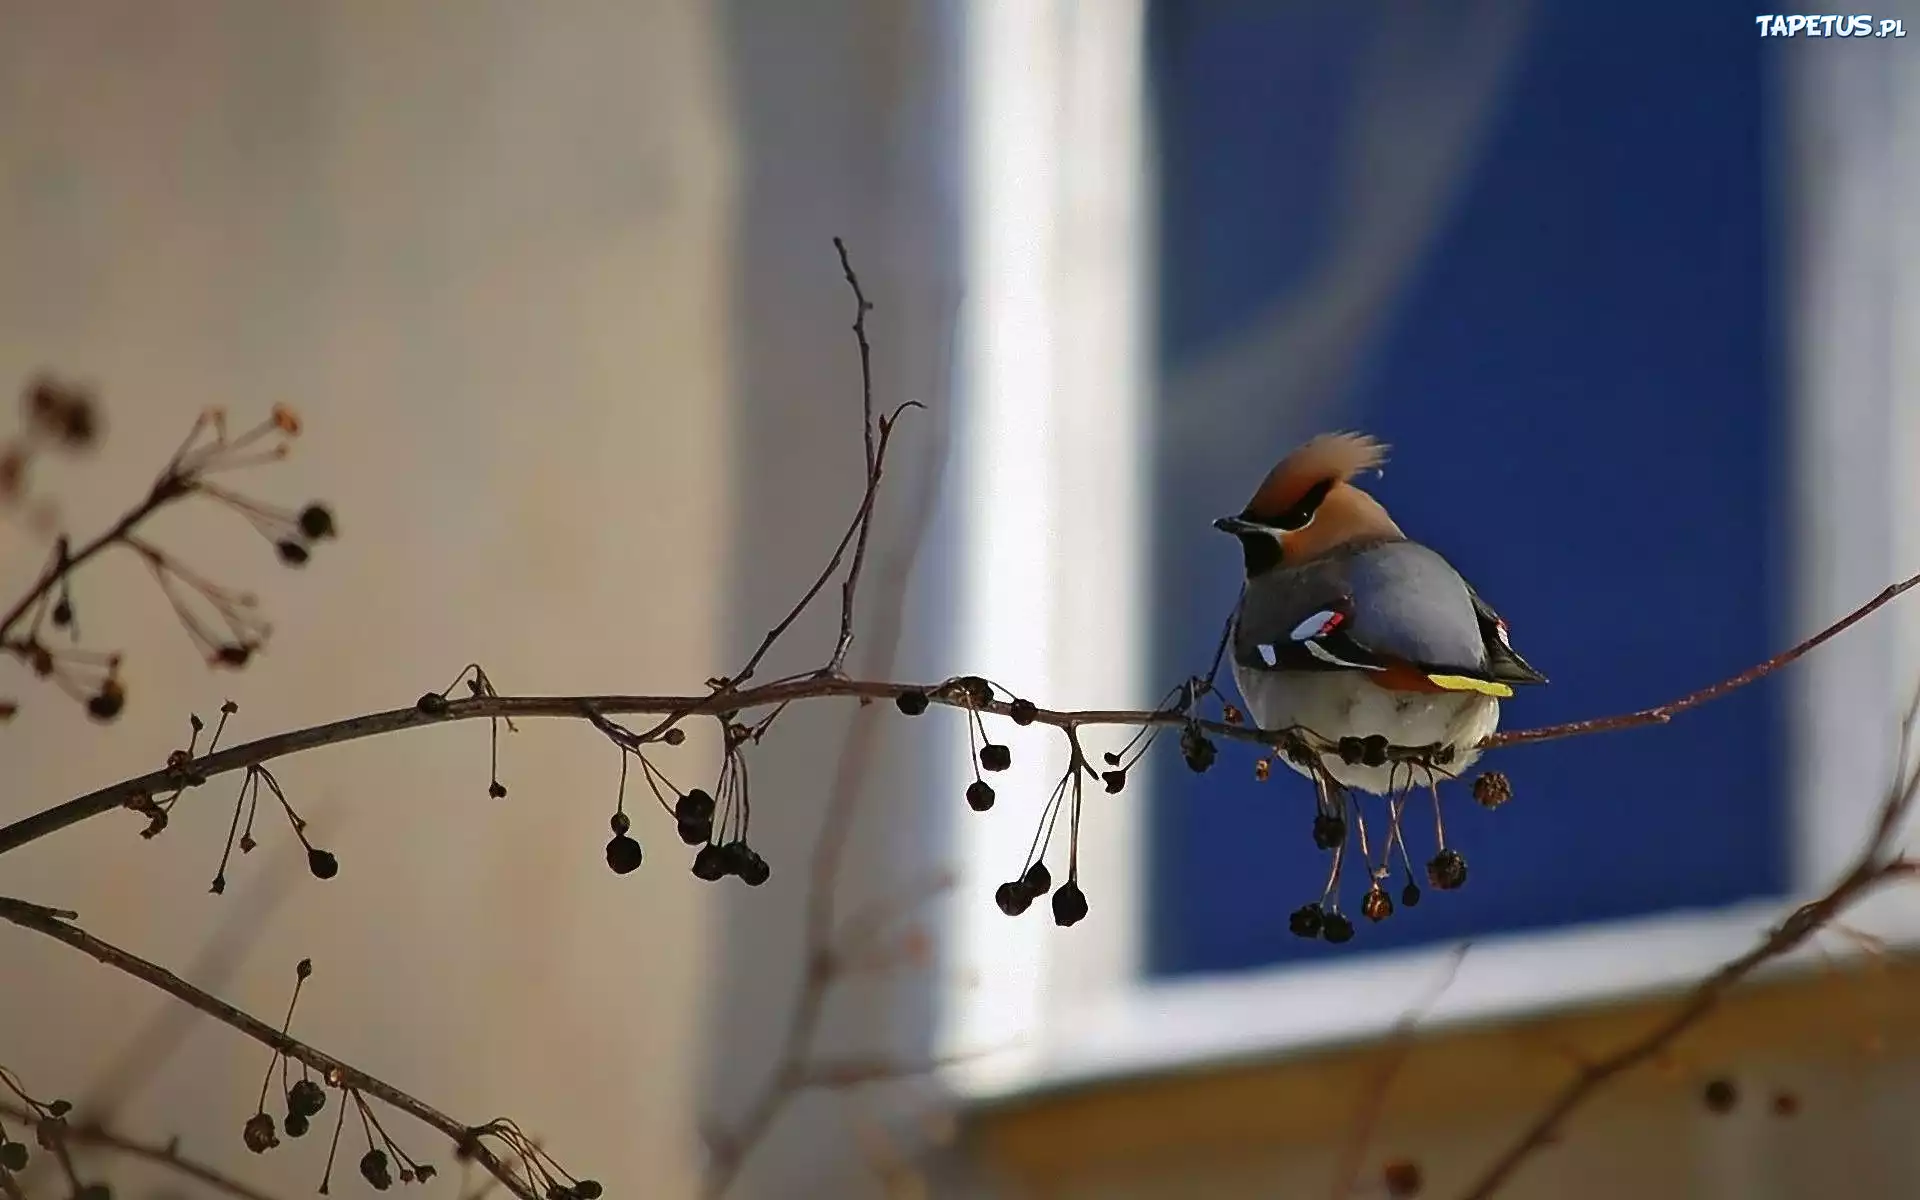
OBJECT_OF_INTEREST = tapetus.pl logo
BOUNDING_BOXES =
[1755,14,1907,36]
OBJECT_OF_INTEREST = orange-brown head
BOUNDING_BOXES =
[1213,432,1404,575]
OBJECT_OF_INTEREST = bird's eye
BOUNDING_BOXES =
[1273,478,1334,532]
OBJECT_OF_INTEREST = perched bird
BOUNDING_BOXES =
[1214,432,1545,796]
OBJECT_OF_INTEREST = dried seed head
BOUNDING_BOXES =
[1473,770,1514,809]
[1426,849,1467,891]
[979,743,1012,772]
[1009,698,1037,725]
[306,848,339,880]
[1361,887,1394,922]
[1288,903,1324,939]
[242,1112,279,1154]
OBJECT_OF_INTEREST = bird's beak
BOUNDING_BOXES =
[1212,515,1264,536]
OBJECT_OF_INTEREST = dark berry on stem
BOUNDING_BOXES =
[1401,880,1422,908]
[692,845,729,881]
[306,848,338,880]
[275,540,310,566]
[1010,698,1037,725]
[738,849,771,887]
[979,743,1012,772]
[283,1112,310,1138]
[416,692,449,715]
[895,690,930,716]
[605,834,644,874]
[1101,769,1126,794]
[677,817,711,846]
[1180,726,1217,773]
[488,781,508,799]
[243,1112,278,1154]
[610,811,631,835]
[966,780,996,812]
[676,789,716,825]
[1051,881,1089,927]
[1022,861,1052,896]
[1288,903,1325,939]
[1312,812,1346,850]
[288,1079,326,1118]
[995,881,1033,916]
[1321,912,1355,944]
[299,503,336,540]
[87,686,124,722]
[1359,734,1389,768]
[1427,849,1468,891]
[0,1142,25,1171]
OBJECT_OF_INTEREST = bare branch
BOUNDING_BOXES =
[0,898,549,1200]
[0,1098,283,1200]
[1456,697,1920,1199]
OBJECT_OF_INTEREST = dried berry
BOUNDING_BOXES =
[738,849,772,887]
[676,789,716,825]
[1288,903,1325,939]
[692,844,730,881]
[1359,734,1389,767]
[299,503,336,540]
[1321,912,1355,944]
[676,818,710,846]
[415,692,449,716]
[895,690,930,716]
[306,848,339,880]
[487,781,508,799]
[1101,769,1127,794]
[283,1112,310,1139]
[605,834,644,875]
[1702,1077,1737,1114]
[360,1148,393,1190]
[575,1183,604,1200]
[965,780,996,812]
[51,598,72,627]
[994,880,1033,916]
[1051,881,1089,927]
[275,540,310,566]
[979,743,1012,773]
[0,1141,26,1171]
[1021,861,1052,896]
[610,811,631,836]
[1361,887,1393,922]
[86,682,125,722]
[215,644,252,668]
[1180,725,1217,773]
[1401,880,1422,908]
[1472,770,1513,809]
[243,1111,279,1154]
[1383,1158,1423,1198]
[1337,736,1366,766]
[1009,698,1037,726]
[1312,811,1346,851]
[1426,849,1467,891]
[288,1079,326,1118]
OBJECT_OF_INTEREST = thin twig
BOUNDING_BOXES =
[700,266,954,1198]
[1330,945,1469,1200]
[826,235,879,678]
[0,898,542,1200]
[0,1099,282,1200]
[1456,695,1920,1199]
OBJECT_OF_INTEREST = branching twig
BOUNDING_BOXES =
[0,898,547,1200]
[1456,695,1920,1199]
[0,1097,282,1200]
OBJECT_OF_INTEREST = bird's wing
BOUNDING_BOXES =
[1460,580,1548,685]
[1235,541,1523,698]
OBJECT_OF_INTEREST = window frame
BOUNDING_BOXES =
[939,4,1920,1099]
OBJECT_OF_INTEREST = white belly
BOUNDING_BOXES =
[1231,662,1500,794]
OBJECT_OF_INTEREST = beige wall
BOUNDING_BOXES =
[1,3,733,1196]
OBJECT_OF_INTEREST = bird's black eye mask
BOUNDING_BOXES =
[1267,478,1335,532]
[1214,478,1336,575]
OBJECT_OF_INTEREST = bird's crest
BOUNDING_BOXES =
[1241,432,1390,524]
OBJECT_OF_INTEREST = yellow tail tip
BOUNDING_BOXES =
[1426,673,1514,699]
